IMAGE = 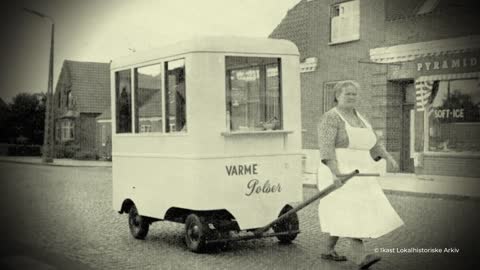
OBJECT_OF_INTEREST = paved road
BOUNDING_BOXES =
[0,162,479,269]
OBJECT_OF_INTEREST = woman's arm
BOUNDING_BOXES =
[324,159,341,176]
[318,111,341,175]
[370,136,399,172]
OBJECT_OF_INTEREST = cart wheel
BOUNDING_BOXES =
[185,214,209,253]
[273,205,299,244]
[128,205,149,239]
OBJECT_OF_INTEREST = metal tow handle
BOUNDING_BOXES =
[254,170,380,236]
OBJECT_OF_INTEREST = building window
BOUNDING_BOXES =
[428,79,480,153]
[140,124,152,133]
[134,64,163,133]
[165,59,186,133]
[55,123,61,142]
[60,119,75,141]
[330,0,360,44]
[225,56,282,132]
[115,69,132,133]
[66,91,74,109]
[323,82,339,113]
[101,124,107,146]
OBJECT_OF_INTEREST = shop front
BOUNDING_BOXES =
[371,36,480,177]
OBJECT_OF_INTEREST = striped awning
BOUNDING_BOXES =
[415,72,480,111]
[415,80,434,112]
[370,35,480,64]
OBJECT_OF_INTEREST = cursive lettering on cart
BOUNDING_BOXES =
[245,179,282,196]
[226,164,258,176]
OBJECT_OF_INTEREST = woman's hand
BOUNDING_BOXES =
[387,156,400,172]
[333,177,343,188]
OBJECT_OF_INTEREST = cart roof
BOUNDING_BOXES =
[111,36,299,70]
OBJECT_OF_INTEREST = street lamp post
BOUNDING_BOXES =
[24,8,55,163]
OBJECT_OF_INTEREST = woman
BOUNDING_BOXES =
[317,80,404,269]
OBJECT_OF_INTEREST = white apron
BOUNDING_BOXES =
[317,108,404,238]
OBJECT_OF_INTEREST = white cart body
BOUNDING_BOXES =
[111,36,303,230]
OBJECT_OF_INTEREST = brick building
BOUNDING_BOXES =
[270,0,480,177]
[53,60,110,159]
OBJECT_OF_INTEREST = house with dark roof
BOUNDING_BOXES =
[53,60,110,158]
[270,0,480,178]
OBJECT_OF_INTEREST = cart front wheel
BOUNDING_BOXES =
[273,205,299,244]
[185,214,209,253]
[128,205,149,239]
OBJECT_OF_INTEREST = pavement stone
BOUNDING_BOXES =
[0,162,479,270]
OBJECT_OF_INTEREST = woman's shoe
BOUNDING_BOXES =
[321,250,347,261]
[358,254,381,269]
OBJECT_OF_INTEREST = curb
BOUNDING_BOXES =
[0,158,112,168]
[302,183,480,201]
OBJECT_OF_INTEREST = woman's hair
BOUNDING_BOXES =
[333,80,361,103]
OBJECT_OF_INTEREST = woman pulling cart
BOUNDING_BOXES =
[317,80,404,269]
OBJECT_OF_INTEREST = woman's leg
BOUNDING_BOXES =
[349,238,366,264]
[321,235,346,261]
[326,235,339,252]
[349,238,382,269]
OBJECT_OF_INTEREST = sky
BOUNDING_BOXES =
[0,0,301,102]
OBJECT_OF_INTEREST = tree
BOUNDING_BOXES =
[0,98,9,143]
[6,93,45,145]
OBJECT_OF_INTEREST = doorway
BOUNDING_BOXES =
[400,82,415,173]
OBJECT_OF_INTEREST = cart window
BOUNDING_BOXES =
[134,64,163,133]
[226,57,282,131]
[115,69,132,133]
[165,59,186,133]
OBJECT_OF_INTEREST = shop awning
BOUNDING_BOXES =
[370,35,480,64]
[415,72,480,111]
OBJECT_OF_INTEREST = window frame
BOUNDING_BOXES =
[60,119,75,142]
[424,78,480,154]
[114,69,133,134]
[225,56,283,132]
[133,63,164,134]
[329,0,360,45]
[113,57,188,137]
[164,58,187,133]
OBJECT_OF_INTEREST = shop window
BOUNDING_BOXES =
[330,0,360,44]
[134,64,163,133]
[115,70,132,133]
[428,79,480,153]
[226,56,282,132]
[165,59,186,133]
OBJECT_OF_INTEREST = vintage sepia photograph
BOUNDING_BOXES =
[0,0,479,269]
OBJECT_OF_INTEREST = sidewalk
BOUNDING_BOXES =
[0,156,112,167]
[1,156,479,199]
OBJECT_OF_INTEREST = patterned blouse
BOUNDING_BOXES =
[317,107,389,164]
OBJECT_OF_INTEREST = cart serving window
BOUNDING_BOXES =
[111,36,303,252]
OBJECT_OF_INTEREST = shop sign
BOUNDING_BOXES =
[433,108,465,120]
[415,53,480,75]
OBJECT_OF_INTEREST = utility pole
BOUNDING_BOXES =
[24,8,55,163]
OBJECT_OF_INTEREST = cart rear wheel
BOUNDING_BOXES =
[273,205,299,244]
[128,205,149,239]
[185,214,209,253]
